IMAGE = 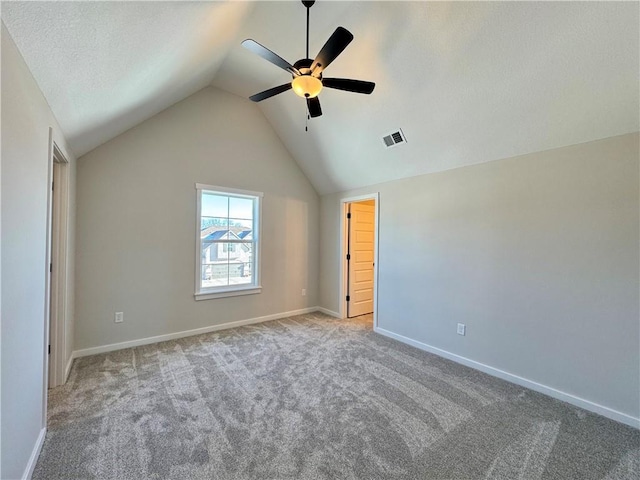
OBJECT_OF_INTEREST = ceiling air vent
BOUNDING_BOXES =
[382,129,407,148]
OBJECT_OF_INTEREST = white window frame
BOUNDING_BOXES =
[194,183,263,300]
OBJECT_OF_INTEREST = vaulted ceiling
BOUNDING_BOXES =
[3,1,638,194]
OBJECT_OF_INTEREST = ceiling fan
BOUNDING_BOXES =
[241,0,375,118]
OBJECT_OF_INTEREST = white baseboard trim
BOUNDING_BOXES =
[374,326,640,429]
[316,307,342,318]
[64,355,74,382]
[73,307,319,358]
[22,427,46,480]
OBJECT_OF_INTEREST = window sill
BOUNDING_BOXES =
[194,285,262,301]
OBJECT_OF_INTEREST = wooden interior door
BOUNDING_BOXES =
[347,201,375,317]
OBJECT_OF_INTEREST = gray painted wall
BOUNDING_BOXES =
[320,133,639,420]
[75,87,319,350]
[1,23,77,479]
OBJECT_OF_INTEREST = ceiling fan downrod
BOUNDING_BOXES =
[303,0,315,60]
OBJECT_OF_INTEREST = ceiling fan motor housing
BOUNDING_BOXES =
[292,58,318,75]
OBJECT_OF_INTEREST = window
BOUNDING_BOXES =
[195,184,262,300]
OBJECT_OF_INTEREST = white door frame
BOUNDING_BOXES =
[44,127,70,403]
[339,193,380,327]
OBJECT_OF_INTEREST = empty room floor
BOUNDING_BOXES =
[34,313,639,479]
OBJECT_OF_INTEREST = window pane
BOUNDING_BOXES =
[236,242,253,262]
[201,224,231,263]
[197,187,261,296]
[221,242,239,260]
[202,262,229,288]
[202,193,228,218]
[229,197,253,220]
[228,218,252,230]
[201,217,229,229]
[202,242,229,264]
[229,262,252,285]
[201,242,215,263]
[243,262,253,280]
[202,263,229,288]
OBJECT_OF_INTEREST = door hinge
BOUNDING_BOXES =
[346,295,350,302]
[346,253,351,261]
[52,181,54,191]
[50,263,53,273]
[48,344,51,355]
[346,212,351,219]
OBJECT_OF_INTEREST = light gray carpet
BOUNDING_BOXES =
[34,312,639,479]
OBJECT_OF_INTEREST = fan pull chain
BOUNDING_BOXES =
[305,101,309,132]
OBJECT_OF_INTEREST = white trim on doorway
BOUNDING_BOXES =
[43,128,71,435]
[49,144,70,389]
[42,128,54,429]
[339,193,380,327]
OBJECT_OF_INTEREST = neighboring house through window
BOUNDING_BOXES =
[195,184,262,300]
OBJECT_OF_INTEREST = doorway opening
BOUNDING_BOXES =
[46,138,70,389]
[340,194,379,326]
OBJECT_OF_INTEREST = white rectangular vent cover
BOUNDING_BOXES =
[382,129,407,148]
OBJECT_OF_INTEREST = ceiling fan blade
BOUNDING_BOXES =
[242,39,300,76]
[311,27,354,75]
[322,78,375,94]
[249,83,292,102]
[307,97,322,118]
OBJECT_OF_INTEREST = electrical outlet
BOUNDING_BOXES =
[115,312,124,323]
[302,289,306,297]
[457,323,466,336]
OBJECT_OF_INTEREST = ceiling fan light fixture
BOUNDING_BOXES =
[291,75,322,98]
[242,1,375,116]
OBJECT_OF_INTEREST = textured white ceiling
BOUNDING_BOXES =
[3,1,639,194]
[1,1,254,156]
[215,1,640,194]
